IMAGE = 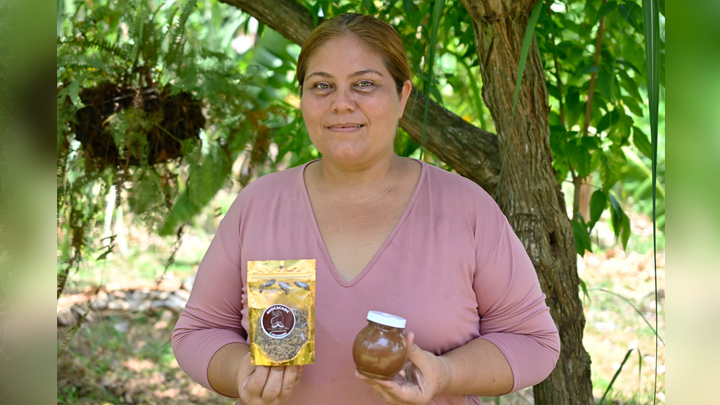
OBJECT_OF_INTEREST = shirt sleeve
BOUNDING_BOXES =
[473,214,561,393]
[171,207,248,394]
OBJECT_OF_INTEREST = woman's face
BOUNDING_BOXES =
[300,34,411,170]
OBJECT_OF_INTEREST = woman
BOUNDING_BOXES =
[172,13,559,405]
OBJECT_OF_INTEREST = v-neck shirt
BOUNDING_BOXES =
[303,159,422,286]
[172,159,560,404]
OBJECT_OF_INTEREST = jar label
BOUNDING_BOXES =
[261,304,296,339]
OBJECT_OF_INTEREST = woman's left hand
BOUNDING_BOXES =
[355,332,452,405]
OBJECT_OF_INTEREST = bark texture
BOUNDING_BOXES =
[462,1,594,403]
[223,0,593,402]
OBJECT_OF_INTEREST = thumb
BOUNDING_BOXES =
[405,331,424,363]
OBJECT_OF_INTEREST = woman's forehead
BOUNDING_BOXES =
[304,36,388,76]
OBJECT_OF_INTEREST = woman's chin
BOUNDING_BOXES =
[322,147,370,165]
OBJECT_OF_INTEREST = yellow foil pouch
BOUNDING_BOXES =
[248,260,316,366]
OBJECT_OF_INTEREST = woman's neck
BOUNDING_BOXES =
[309,154,410,201]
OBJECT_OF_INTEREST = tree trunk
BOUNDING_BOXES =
[462,1,593,403]
[223,0,594,402]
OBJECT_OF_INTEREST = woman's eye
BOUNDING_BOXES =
[356,81,376,89]
[314,82,331,90]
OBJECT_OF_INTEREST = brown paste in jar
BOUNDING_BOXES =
[352,311,408,380]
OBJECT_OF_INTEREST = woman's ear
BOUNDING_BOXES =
[398,80,412,119]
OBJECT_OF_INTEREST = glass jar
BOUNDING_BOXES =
[352,311,407,380]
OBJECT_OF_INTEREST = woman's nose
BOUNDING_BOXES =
[331,88,356,112]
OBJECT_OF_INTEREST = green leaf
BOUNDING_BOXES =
[596,108,618,135]
[579,277,591,305]
[511,0,543,122]
[617,69,643,101]
[642,0,661,398]
[597,70,615,102]
[622,95,644,117]
[599,153,619,193]
[572,216,592,256]
[615,114,633,146]
[632,126,652,158]
[597,1,618,22]
[402,0,417,15]
[160,145,232,236]
[568,141,591,178]
[57,76,86,108]
[620,211,632,248]
[608,192,623,233]
[608,192,631,250]
[361,0,377,13]
[598,348,636,405]
[589,189,607,229]
[565,87,581,127]
[618,1,643,32]
[456,56,487,128]
[577,65,600,76]
[419,0,445,160]
[616,59,642,76]
[496,0,544,199]
[580,135,601,151]
[546,82,562,101]
[549,125,567,151]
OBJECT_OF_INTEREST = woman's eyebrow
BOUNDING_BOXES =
[306,71,333,80]
[348,69,384,78]
[306,69,384,81]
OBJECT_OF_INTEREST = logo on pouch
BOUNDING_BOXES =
[261,304,296,339]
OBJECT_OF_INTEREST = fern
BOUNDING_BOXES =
[56,0,262,299]
[165,1,197,68]
[160,143,231,236]
[57,74,87,108]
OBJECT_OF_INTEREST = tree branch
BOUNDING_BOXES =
[220,0,501,193]
[220,0,315,45]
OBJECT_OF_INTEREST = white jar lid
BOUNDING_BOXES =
[367,310,406,329]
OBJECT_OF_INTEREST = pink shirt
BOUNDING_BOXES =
[172,160,560,404]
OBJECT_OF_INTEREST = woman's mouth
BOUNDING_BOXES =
[327,124,365,132]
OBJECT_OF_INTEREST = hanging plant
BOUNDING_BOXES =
[58,0,209,168]
[71,82,205,169]
[56,0,259,297]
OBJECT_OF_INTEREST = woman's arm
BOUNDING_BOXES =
[439,336,513,396]
[472,219,561,393]
[208,343,249,396]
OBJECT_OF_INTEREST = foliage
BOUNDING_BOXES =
[56,0,307,297]
[535,0,665,253]
[289,0,665,256]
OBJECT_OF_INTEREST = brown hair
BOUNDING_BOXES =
[296,13,411,95]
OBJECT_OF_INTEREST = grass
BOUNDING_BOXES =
[579,244,666,404]
[57,310,236,405]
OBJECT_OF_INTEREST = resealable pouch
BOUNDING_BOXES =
[247,259,316,366]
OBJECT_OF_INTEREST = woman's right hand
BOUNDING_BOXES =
[236,352,304,404]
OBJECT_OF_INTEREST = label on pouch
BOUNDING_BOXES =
[261,304,296,339]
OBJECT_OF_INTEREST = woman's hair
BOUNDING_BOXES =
[296,13,411,95]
